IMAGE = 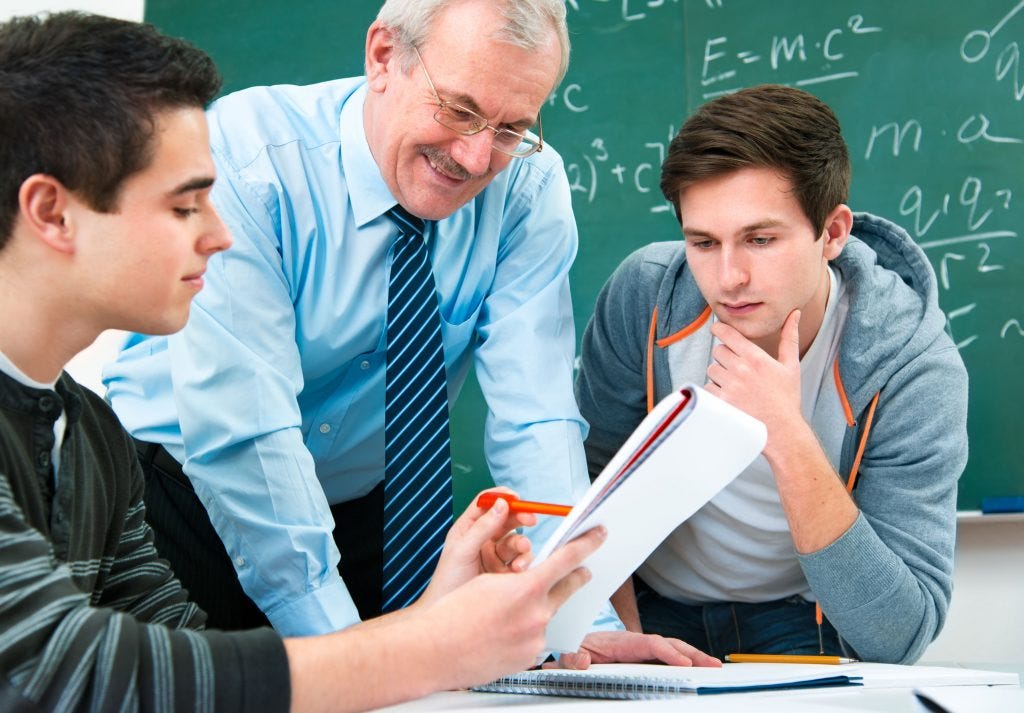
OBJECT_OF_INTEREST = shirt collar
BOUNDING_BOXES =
[341,82,400,228]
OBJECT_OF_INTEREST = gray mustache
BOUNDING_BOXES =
[422,147,475,180]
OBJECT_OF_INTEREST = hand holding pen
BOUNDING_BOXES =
[476,491,573,517]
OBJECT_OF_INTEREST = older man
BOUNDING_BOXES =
[106,0,710,668]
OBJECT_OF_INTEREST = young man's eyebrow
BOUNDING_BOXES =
[681,226,715,239]
[739,219,786,233]
[168,176,215,196]
[683,219,787,238]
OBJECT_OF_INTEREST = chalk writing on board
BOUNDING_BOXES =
[864,114,1021,161]
[864,120,922,159]
[699,15,882,99]
[565,130,676,213]
[957,114,1022,145]
[939,244,1005,291]
[938,241,1007,346]
[1003,319,1024,339]
[910,175,1017,349]
[947,303,979,350]
[896,177,1014,246]
[960,0,1024,102]
[551,83,589,114]
[565,0,681,24]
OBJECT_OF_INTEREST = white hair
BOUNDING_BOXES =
[375,0,570,85]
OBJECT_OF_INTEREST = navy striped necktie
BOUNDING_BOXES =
[381,205,454,612]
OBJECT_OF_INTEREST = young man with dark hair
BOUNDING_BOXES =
[0,12,609,712]
[576,84,969,664]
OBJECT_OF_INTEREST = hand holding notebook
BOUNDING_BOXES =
[530,384,767,652]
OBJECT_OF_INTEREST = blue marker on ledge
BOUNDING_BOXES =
[981,496,1024,514]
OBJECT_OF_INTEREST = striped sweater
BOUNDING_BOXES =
[0,370,291,712]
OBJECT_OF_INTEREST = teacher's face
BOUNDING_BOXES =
[363,0,559,220]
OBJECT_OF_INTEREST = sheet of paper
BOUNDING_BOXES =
[850,662,1020,688]
[532,385,767,652]
[915,685,1024,712]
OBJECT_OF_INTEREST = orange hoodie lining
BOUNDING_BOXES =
[655,306,712,348]
[832,357,855,427]
[648,306,712,411]
[846,391,880,492]
[646,307,659,413]
[832,355,880,490]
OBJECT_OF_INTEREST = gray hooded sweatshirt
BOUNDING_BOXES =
[575,213,969,663]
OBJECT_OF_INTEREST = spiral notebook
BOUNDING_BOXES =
[473,663,861,700]
[530,385,767,652]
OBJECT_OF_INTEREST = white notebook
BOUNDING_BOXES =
[474,662,1019,701]
[530,385,767,652]
[473,662,860,699]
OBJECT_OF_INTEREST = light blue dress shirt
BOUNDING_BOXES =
[104,78,596,636]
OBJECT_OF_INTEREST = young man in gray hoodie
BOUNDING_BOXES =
[575,84,968,665]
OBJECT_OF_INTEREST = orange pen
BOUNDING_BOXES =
[476,492,572,517]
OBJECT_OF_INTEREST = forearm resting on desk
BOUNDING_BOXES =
[610,577,643,632]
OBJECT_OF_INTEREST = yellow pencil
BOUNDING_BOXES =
[724,654,858,665]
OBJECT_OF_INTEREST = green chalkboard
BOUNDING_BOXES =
[147,0,1022,512]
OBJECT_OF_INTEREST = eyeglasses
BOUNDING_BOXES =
[413,47,543,159]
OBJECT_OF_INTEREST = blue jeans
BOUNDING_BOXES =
[635,578,857,659]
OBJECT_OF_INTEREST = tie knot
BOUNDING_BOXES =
[386,205,426,238]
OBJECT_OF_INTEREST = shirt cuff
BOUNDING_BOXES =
[590,599,626,632]
[263,578,361,636]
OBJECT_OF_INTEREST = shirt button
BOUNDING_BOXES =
[38,396,55,413]
[37,451,51,468]
[319,423,331,434]
[360,360,370,370]
[235,556,245,567]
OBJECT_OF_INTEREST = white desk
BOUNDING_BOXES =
[375,688,909,712]
[373,663,1023,713]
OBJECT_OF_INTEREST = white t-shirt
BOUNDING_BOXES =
[640,266,850,603]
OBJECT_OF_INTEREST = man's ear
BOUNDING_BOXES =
[821,203,853,260]
[365,19,398,93]
[17,174,77,255]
